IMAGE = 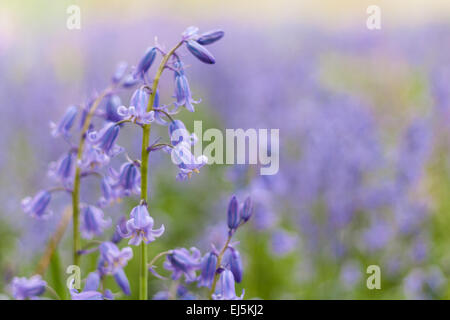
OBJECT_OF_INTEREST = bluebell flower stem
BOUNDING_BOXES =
[209,234,232,299]
[138,41,182,300]
[72,89,110,266]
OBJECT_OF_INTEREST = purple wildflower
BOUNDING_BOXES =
[50,105,77,138]
[212,269,244,300]
[164,247,202,283]
[134,47,157,79]
[117,204,164,246]
[109,162,141,197]
[21,190,52,219]
[87,123,123,157]
[80,205,112,239]
[117,87,154,124]
[186,40,216,64]
[10,275,46,300]
[197,30,225,45]
[173,62,200,112]
[48,152,75,187]
[197,252,218,288]
[222,247,243,283]
[227,196,239,231]
[105,94,124,123]
[97,241,133,275]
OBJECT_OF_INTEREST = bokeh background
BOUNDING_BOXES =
[1,0,450,299]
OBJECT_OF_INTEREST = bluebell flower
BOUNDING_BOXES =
[97,241,133,275]
[164,247,202,283]
[212,269,244,300]
[168,120,196,146]
[80,205,112,239]
[134,47,157,79]
[222,247,243,283]
[117,204,164,246]
[50,105,77,138]
[48,152,75,187]
[240,196,253,223]
[186,40,216,64]
[117,87,154,124]
[197,252,218,288]
[113,268,131,296]
[98,176,117,207]
[170,141,208,181]
[109,162,141,197]
[83,272,100,292]
[173,62,200,112]
[10,275,46,300]
[111,216,127,244]
[121,74,140,88]
[197,30,225,45]
[105,94,124,123]
[87,123,123,157]
[227,196,239,231]
[21,190,52,219]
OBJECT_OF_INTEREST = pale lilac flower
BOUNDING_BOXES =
[212,269,244,300]
[97,241,133,275]
[164,247,202,283]
[80,205,112,239]
[50,105,77,138]
[21,190,52,219]
[10,275,46,300]
[117,204,164,246]
[117,88,154,124]
[181,26,199,40]
[84,272,100,292]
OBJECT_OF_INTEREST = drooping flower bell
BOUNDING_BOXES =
[50,105,77,138]
[10,275,46,300]
[109,161,141,197]
[173,62,200,112]
[117,204,165,246]
[222,247,243,283]
[87,123,123,157]
[212,269,244,300]
[164,247,202,283]
[80,205,112,239]
[117,87,155,124]
[48,152,75,187]
[21,190,52,219]
[197,252,218,288]
[112,61,128,84]
[105,94,124,123]
[97,241,133,275]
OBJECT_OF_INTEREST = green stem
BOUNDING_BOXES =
[72,90,110,266]
[138,41,183,300]
[209,234,232,299]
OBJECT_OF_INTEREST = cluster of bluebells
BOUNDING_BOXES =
[10,26,229,300]
[152,195,252,300]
